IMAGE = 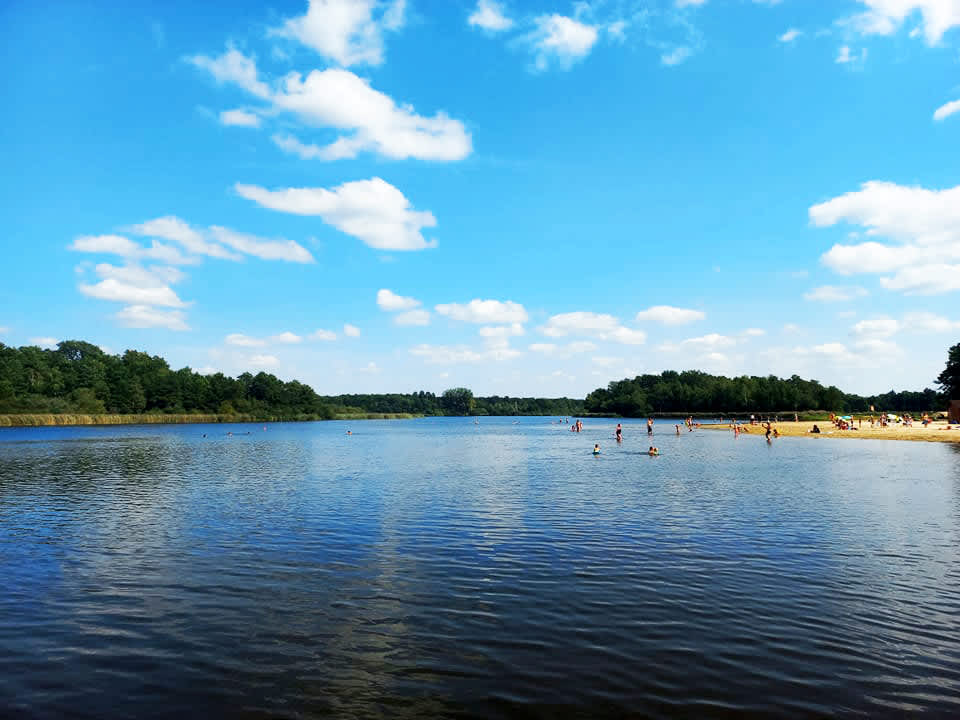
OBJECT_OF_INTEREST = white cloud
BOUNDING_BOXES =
[236,178,437,251]
[811,181,960,294]
[226,333,266,347]
[540,311,646,345]
[0,327,8,335]
[190,49,471,162]
[187,48,271,99]
[410,343,522,364]
[377,288,420,311]
[208,226,314,263]
[478,323,525,339]
[344,323,361,337]
[116,305,189,331]
[742,328,766,337]
[29,337,58,349]
[902,311,960,332]
[779,28,802,42]
[271,0,405,67]
[836,45,867,64]
[469,0,513,32]
[395,309,430,326]
[527,14,599,71]
[129,216,241,261]
[271,331,303,344]
[635,305,705,326]
[934,99,960,121]
[845,0,960,45]
[310,329,338,341]
[676,0,707,7]
[659,333,736,352]
[219,109,261,127]
[783,323,801,334]
[79,277,189,308]
[435,299,528,324]
[70,234,197,265]
[91,262,185,288]
[528,341,597,356]
[249,354,279,368]
[852,316,900,339]
[661,46,693,65]
[803,285,869,302]
[591,355,624,368]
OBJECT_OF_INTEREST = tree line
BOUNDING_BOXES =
[1,339,955,420]
[0,341,582,419]
[584,367,949,418]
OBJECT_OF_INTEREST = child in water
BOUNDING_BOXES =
[593,444,601,455]
[648,446,660,456]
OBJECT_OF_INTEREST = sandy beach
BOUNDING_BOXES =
[700,420,960,443]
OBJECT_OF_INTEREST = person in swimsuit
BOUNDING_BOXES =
[615,423,622,442]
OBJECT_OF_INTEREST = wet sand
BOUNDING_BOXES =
[700,420,960,443]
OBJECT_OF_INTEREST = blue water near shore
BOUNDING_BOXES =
[2,417,959,718]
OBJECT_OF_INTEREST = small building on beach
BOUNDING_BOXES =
[950,400,960,424]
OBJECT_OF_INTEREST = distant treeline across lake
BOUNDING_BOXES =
[0,340,946,424]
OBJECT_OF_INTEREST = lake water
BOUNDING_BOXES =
[2,417,959,718]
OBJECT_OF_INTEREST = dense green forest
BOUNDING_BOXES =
[0,340,952,421]
[584,370,945,417]
[0,341,582,419]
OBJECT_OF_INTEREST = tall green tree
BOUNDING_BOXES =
[937,342,960,400]
[441,387,475,416]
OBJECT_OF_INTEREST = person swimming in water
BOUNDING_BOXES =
[648,446,659,456]
[593,444,601,455]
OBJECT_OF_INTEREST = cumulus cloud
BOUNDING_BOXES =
[658,333,736,352]
[469,0,513,32]
[852,316,900,339]
[540,311,646,345]
[209,226,314,263]
[219,109,261,127]
[187,48,271,99]
[30,337,59,349]
[902,311,960,333]
[778,28,802,42]
[933,99,960,121]
[271,331,303,344]
[410,343,522,364]
[803,285,869,302]
[526,14,599,71]
[116,305,189,331]
[190,49,471,162]
[844,0,960,45]
[836,45,867,64]
[79,277,189,308]
[377,288,420,311]
[236,178,437,251]
[435,299,528,324]
[271,0,405,67]
[249,354,279,368]
[129,216,241,260]
[394,309,431,326]
[811,181,960,294]
[344,323,361,337]
[478,323,525,339]
[635,305,705,325]
[226,333,266,347]
[661,46,693,65]
[529,341,597,356]
[70,234,197,265]
[310,329,338,341]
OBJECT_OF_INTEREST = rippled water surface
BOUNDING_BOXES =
[2,418,959,718]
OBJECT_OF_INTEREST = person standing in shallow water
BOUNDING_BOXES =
[647,418,654,435]
[615,423,622,442]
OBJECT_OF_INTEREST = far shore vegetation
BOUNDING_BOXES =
[0,340,956,427]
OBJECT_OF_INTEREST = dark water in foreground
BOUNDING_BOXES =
[1,417,959,718]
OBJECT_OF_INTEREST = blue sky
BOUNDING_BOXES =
[2,0,960,397]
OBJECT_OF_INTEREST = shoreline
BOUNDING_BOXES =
[700,420,960,443]
[0,413,420,428]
